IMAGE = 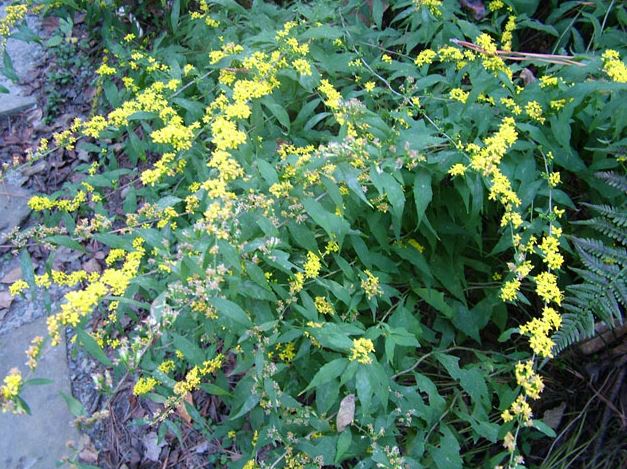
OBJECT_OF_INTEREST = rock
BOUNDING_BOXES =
[0,181,31,244]
[0,291,13,309]
[21,160,47,177]
[0,318,79,468]
[0,265,21,284]
[0,94,37,117]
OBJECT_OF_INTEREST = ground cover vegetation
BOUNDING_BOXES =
[0,0,625,467]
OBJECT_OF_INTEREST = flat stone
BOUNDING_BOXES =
[0,181,31,244]
[0,318,79,468]
[0,94,37,117]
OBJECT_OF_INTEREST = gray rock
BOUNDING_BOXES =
[0,181,31,244]
[0,94,36,117]
[0,317,79,468]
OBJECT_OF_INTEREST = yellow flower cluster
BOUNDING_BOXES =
[414,49,436,67]
[413,0,443,16]
[601,49,627,83]
[151,117,200,151]
[25,336,44,370]
[314,296,334,315]
[0,368,23,413]
[361,270,383,300]
[514,360,544,400]
[173,354,223,396]
[133,376,157,396]
[96,63,116,76]
[303,251,321,279]
[501,395,532,425]
[318,79,342,110]
[500,279,520,302]
[276,342,296,362]
[501,16,516,52]
[475,33,512,81]
[519,306,562,358]
[525,100,545,124]
[140,152,186,186]
[289,272,305,295]
[350,338,375,365]
[0,5,28,42]
[28,189,87,212]
[9,279,28,296]
[450,88,469,103]
[535,271,562,305]
[47,242,145,346]
[540,230,564,270]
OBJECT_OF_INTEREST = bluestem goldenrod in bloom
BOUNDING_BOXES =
[9,279,28,296]
[515,360,544,400]
[361,270,383,299]
[601,49,627,83]
[415,49,436,67]
[500,279,520,302]
[1,368,23,413]
[449,88,469,103]
[25,336,44,370]
[303,251,321,279]
[314,296,334,315]
[318,79,342,110]
[350,338,375,365]
[133,377,157,396]
[535,271,562,305]
[501,16,516,51]
[413,0,443,16]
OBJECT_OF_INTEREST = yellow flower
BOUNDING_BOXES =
[303,251,321,279]
[535,271,562,305]
[364,81,375,93]
[500,279,520,302]
[9,279,28,296]
[350,338,375,365]
[381,54,392,64]
[602,49,627,83]
[515,360,544,399]
[133,377,157,396]
[361,270,383,300]
[448,164,467,177]
[314,296,334,315]
[449,88,469,103]
[415,49,436,67]
[1,368,22,401]
[525,100,545,124]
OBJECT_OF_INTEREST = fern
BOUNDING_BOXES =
[553,172,627,354]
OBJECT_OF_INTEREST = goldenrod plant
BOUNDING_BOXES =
[1,0,625,467]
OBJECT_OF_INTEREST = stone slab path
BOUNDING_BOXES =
[0,318,79,468]
[0,3,80,468]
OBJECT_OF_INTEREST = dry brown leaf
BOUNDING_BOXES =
[176,392,193,424]
[336,394,355,432]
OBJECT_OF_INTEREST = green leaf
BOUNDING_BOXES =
[19,249,36,290]
[208,297,253,328]
[76,329,112,366]
[45,235,85,252]
[335,429,352,463]
[24,378,53,386]
[533,419,557,438]
[303,358,348,392]
[413,170,432,226]
[60,391,86,417]
[431,427,462,469]
[414,288,453,318]
[355,366,373,415]
[302,198,350,242]
[261,98,290,130]
[171,0,181,32]
[172,333,205,365]
[2,50,19,82]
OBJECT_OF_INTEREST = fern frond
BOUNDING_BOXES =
[595,171,627,193]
